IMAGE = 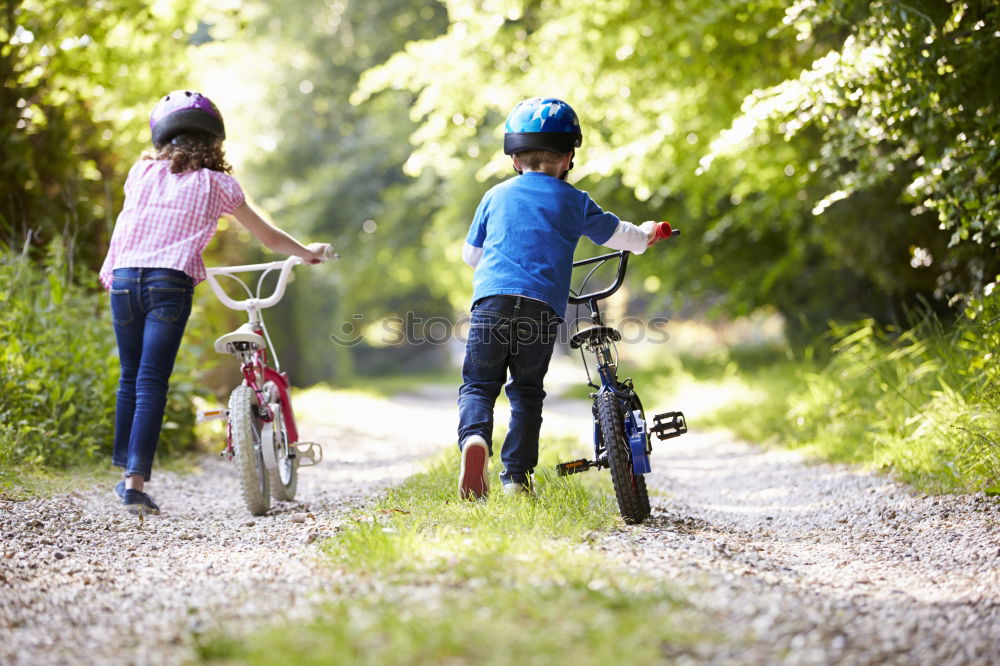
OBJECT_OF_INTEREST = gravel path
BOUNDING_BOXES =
[0,388,456,666]
[607,430,1000,665]
[2,369,998,665]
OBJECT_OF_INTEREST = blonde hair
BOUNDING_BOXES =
[514,149,566,170]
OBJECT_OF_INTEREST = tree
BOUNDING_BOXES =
[706,0,1000,301]
[351,0,999,338]
[1,0,197,279]
[197,0,452,383]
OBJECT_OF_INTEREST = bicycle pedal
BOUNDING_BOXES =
[292,441,323,467]
[197,407,229,424]
[650,411,688,441]
[556,458,595,476]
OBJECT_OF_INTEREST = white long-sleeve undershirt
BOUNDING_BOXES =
[600,220,655,254]
[463,243,483,268]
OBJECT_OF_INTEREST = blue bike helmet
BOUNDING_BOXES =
[503,97,582,155]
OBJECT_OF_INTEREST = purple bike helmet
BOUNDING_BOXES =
[149,90,225,148]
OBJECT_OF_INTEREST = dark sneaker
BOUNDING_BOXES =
[114,481,125,500]
[458,435,489,500]
[122,489,161,516]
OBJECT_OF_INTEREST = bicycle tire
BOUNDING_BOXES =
[229,385,271,516]
[597,391,650,524]
[268,400,297,501]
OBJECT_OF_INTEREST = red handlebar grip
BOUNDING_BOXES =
[654,222,673,240]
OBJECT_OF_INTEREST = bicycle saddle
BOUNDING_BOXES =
[214,323,266,354]
[569,325,621,349]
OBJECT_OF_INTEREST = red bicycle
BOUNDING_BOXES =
[200,254,332,515]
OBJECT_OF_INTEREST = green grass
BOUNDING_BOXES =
[1,251,205,473]
[691,318,1000,494]
[0,462,112,501]
[194,439,702,665]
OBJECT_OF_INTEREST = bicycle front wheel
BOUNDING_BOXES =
[597,391,650,524]
[229,385,271,516]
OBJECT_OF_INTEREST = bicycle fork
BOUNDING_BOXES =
[556,400,687,477]
[556,346,688,478]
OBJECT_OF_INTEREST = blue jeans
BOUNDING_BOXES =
[109,268,193,480]
[457,295,561,485]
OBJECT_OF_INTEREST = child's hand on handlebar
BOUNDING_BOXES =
[302,242,335,264]
[645,221,676,246]
[639,221,659,247]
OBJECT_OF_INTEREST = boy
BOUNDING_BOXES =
[457,97,656,499]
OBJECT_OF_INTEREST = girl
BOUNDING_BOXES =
[99,90,330,516]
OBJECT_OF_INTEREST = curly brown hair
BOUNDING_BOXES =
[143,132,232,174]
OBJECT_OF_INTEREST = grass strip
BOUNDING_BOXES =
[194,439,700,665]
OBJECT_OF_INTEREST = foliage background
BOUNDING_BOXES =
[1,0,997,482]
[2,0,207,467]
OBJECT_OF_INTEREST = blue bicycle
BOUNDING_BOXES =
[556,222,687,524]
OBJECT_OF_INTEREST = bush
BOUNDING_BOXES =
[784,290,1000,492]
[0,250,203,470]
[703,287,999,493]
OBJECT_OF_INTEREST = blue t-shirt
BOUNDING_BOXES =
[466,171,620,313]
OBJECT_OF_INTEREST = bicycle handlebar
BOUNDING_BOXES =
[567,222,678,306]
[568,251,630,305]
[205,250,332,312]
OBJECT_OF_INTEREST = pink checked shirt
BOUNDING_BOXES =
[99,160,246,289]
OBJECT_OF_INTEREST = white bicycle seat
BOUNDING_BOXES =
[214,323,266,354]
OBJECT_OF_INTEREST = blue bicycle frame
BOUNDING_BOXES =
[561,249,685,479]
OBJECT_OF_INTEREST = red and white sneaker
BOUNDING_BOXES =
[458,435,490,500]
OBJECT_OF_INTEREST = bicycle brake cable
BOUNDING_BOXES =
[222,272,255,301]
[574,256,613,389]
[255,268,282,373]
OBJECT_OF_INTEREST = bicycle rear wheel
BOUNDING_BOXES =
[229,385,271,515]
[597,391,650,524]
